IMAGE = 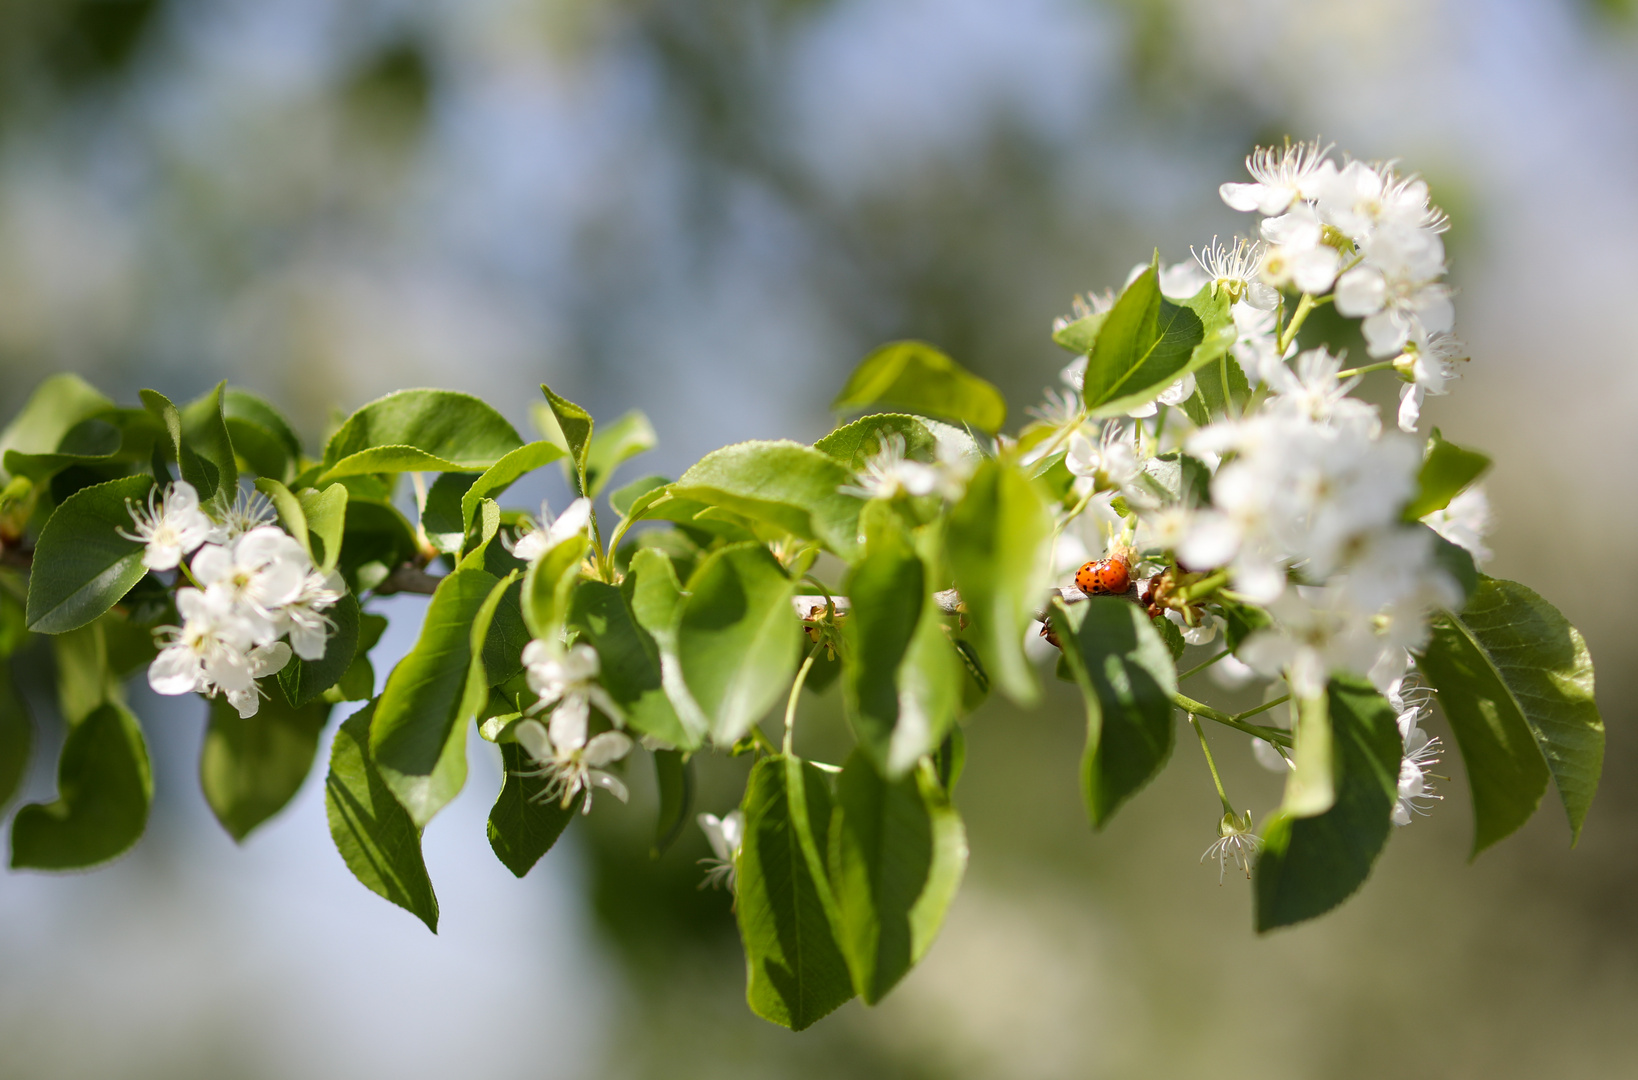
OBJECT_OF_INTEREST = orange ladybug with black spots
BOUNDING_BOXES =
[1075,555,1130,596]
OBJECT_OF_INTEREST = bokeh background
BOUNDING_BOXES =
[3,0,1638,1077]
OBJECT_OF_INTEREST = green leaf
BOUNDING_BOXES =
[326,612,387,704]
[420,472,476,552]
[625,548,709,746]
[829,752,966,1004]
[676,543,801,745]
[1140,451,1211,510]
[487,740,579,877]
[0,374,114,481]
[946,459,1053,705]
[1405,431,1490,521]
[1081,264,1236,418]
[324,702,438,931]
[737,755,854,1030]
[201,692,331,842]
[278,592,361,707]
[298,484,349,573]
[1051,310,1108,355]
[652,749,693,856]
[520,534,588,643]
[814,413,939,470]
[671,441,865,561]
[321,389,524,480]
[336,499,418,592]
[0,662,34,809]
[370,568,508,826]
[569,580,692,748]
[1191,352,1252,420]
[842,503,963,775]
[51,620,121,725]
[832,341,1007,435]
[1282,691,1335,818]
[25,475,154,634]
[1052,597,1178,828]
[223,389,303,485]
[460,441,565,531]
[537,384,594,495]
[1420,577,1602,851]
[1220,599,1272,652]
[255,477,312,560]
[181,382,240,503]
[140,389,218,500]
[1255,679,1400,931]
[585,410,656,499]
[10,702,151,870]
[2,408,161,484]
[1427,526,1479,606]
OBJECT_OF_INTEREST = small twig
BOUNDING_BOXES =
[372,563,444,596]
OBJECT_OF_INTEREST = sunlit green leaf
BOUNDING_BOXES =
[814,413,939,470]
[321,389,524,481]
[1420,577,1602,852]
[325,702,438,931]
[0,374,114,481]
[671,441,864,561]
[1405,430,1490,521]
[569,579,692,748]
[460,441,565,531]
[538,384,594,495]
[25,475,153,634]
[832,341,1006,435]
[181,382,240,503]
[223,389,304,485]
[829,752,966,1004]
[1080,263,1235,418]
[585,410,656,498]
[737,755,854,1030]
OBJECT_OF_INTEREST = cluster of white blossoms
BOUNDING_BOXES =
[507,501,637,814]
[1036,140,1494,856]
[1220,139,1465,433]
[125,481,342,718]
[841,432,976,503]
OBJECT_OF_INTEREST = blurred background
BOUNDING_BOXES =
[3,0,1638,1076]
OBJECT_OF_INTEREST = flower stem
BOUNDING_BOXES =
[1172,691,1293,747]
[783,643,823,755]
[1177,648,1231,681]
[1188,713,1236,817]
[1232,694,1290,722]
[1174,568,1230,603]
[1277,292,1317,354]
[1334,360,1395,380]
[179,562,204,590]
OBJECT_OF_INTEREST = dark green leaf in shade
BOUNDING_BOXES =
[459,441,566,531]
[336,499,418,592]
[1405,431,1491,521]
[1150,613,1186,662]
[25,475,154,633]
[278,592,361,707]
[1255,679,1400,931]
[671,441,865,561]
[223,389,303,484]
[1420,577,1602,852]
[320,389,524,480]
[828,752,967,1004]
[1426,528,1479,607]
[479,577,530,688]
[1080,263,1236,418]
[1052,598,1178,828]
[537,384,595,494]
[487,740,579,877]
[1220,599,1272,652]
[324,702,439,931]
[51,620,121,725]
[10,702,152,870]
[180,382,240,503]
[0,663,33,809]
[813,414,940,470]
[945,459,1054,705]
[675,543,801,746]
[326,613,387,704]
[736,756,854,1030]
[625,548,711,747]
[201,692,331,842]
[831,341,1007,435]
[370,568,505,826]
[585,410,656,498]
[651,749,694,856]
[569,580,692,748]
[933,727,966,794]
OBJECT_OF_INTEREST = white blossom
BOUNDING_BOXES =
[841,433,947,501]
[1394,333,1468,432]
[1315,159,1448,242]
[523,640,625,727]
[1422,484,1492,564]
[1258,204,1342,294]
[510,498,593,563]
[279,568,344,661]
[191,526,309,644]
[1220,140,1336,216]
[1263,347,1377,431]
[211,487,277,543]
[1201,810,1262,883]
[1193,237,1279,311]
[1238,586,1383,699]
[1387,676,1444,825]
[1127,371,1197,419]
[697,810,745,891]
[1334,224,1453,357]
[120,480,215,571]
[1064,422,1142,494]
[514,704,634,814]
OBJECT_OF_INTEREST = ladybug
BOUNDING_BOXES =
[1075,556,1130,597]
